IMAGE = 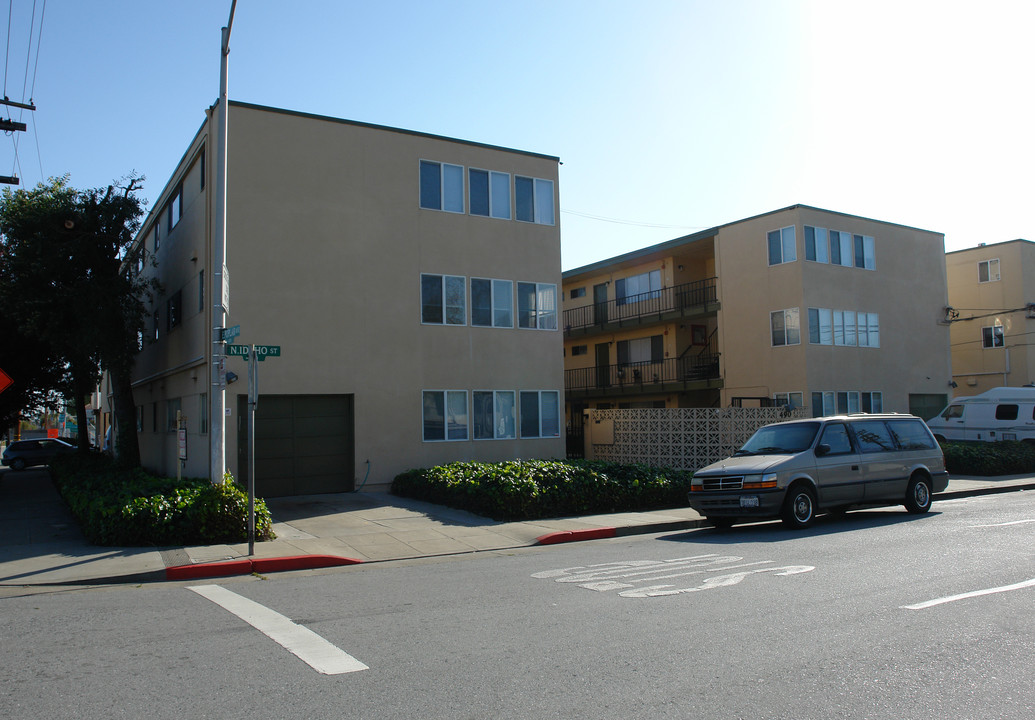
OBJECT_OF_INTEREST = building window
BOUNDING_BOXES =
[771,308,800,346]
[861,392,883,413]
[152,402,158,432]
[571,345,588,356]
[517,282,557,330]
[200,393,208,435]
[469,168,511,219]
[808,308,833,345]
[809,308,878,347]
[419,160,464,213]
[811,391,835,417]
[829,230,853,267]
[775,392,804,410]
[617,336,663,369]
[982,324,1004,348]
[471,278,513,328]
[152,309,159,342]
[836,391,861,414]
[153,222,160,252]
[515,176,555,225]
[168,183,183,232]
[857,312,880,348]
[473,390,516,439]
[853,234,876,270]
[767,226,796,265]
[616,270,661,305]
[136,405,143,432]
[198,270,205,313]
[200,148,205,190]
[421,274,466,325]
[166,290,182,331]
[979,259,1000,283]
[519,390,560,438]
[833,310,856,347]
[166,398,182,432]
[804,226,829,263]
[569,287,586,300]
[422,390,468,442]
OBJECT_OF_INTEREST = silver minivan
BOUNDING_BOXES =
[688,414,948,529]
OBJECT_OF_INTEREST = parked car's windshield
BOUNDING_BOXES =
[736,422,820,455]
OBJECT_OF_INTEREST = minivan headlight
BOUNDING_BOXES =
[743,473,778,490]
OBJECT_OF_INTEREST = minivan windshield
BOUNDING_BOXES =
[736,422,820,455]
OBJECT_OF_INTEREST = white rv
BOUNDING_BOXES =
[927,387,1035,442]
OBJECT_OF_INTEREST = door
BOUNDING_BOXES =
[593,283,608,325]
[849,419,904,501]
[595,343,610,388]
[238,393,355,497]
[812,422,864,507]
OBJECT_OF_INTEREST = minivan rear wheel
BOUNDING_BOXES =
[904,474,932,514]
[781,484,816,529]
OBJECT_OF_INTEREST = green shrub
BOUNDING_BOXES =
[940,440,1035,476]
[49,454,274,546]
[392,459,692,520]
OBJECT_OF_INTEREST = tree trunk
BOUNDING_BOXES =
[73,372,92,453]
[110,362,141,469]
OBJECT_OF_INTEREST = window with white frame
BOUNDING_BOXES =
[517,282,557,330]
[978,258,1000,283]
[473,390,516,439]
[807,308,833,345]
[982,324,1004,348]
[515,176,555,225]
[422,390,469,441]
[421,274,466,325]
[809,308,878,347]
[419,160,464,213]
[468,168,511,219]
[168,183,183,232]
[829,230,853,267]
[616,270,661,305]
[811,391,836,417]
[471,278,513,328]
[836,391,860,414]
[767,226,796,265]
[853,234,876,270]
[775,392,804,410]
[804,226,829,263]
[519,390,560,438]
[861,391,883,413]
[771,308,800,346]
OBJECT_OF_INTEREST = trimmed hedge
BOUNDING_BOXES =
[940,440,1035,476]
[391,459,693,521]
[49,452,275,546]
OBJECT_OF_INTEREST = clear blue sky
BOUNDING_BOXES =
[4,0,1032,270]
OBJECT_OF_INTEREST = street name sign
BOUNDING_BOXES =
[226,344,250,357]
[253,345,281,361]
[222,324,241,342]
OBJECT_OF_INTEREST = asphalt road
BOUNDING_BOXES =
[2,491,1033,719]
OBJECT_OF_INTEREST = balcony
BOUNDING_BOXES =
[565,353,721,398]
[564,278,718,337]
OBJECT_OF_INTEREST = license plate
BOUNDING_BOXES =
[740,496,759,508]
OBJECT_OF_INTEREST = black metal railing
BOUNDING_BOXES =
[564,277,718,334]
[565,353,720,393]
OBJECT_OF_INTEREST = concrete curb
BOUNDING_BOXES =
[165,554,363,581]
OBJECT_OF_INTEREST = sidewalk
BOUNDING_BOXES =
[1,467,1032,587]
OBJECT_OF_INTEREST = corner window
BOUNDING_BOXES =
[978,259,1000,283]
[982,324,1004,348]
[421,274,466,325]
[519,390,560,438]
[808,308,833,345]
[517,282,557,330]
[471,278,513,328]
[473,390,515,439]
[771,308,800,346]
[469,169,511,219]
[422,390,468,442]
[767,226,796,265]
[515,176,555,225]
[804,226,829,263]
[419,160,464,213]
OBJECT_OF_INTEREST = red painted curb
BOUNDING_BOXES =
[165,555,363,581]
[536,527,617,545]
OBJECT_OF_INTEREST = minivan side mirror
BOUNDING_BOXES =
[815,443,832,457]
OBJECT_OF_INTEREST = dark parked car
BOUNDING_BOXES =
[1,438,76,471]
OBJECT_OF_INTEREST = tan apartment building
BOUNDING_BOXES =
[116,101,563,495]
[945,239,1035,395]
[562,205,952,449]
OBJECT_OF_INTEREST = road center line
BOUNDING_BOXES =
[969,518,1035,528]
[188,584,368,675]
[901,578,1035,610]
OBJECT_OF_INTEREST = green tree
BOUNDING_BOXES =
[0,176,155,466]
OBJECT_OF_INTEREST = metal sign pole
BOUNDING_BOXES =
[247,345,256,556]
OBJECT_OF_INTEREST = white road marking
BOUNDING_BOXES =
[901,578,1035,610]
[188,584,368,674]
[969,518,1035,528]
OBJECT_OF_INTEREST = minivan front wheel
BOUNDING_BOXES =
[781,484,816,529]
[904,474,933,514]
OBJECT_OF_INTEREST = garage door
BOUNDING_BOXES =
[237,394,354,497]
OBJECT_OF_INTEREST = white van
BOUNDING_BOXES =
[926,386,1035,442]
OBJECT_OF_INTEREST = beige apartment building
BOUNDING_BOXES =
[945,239,1035,395]
[562,205,952,449]
[117,101,563,495]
